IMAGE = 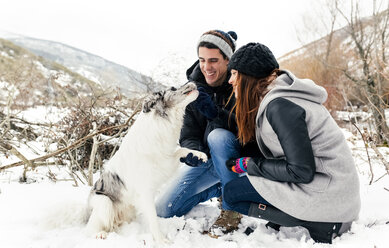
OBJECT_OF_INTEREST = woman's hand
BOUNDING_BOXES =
[226,157,251,174]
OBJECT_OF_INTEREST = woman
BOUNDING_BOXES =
[222,42,361,244]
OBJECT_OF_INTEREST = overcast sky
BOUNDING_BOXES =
[0,0,383,75]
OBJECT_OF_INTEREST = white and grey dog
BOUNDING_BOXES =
[85,82,207,243]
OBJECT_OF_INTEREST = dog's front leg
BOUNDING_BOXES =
[137,193,168,244]
[175,147,208,162]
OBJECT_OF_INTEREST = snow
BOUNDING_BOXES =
[1,109,389,248]
[16,106,70,124]
[0,50,13,59]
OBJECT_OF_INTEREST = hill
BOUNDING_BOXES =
[0,37,108,108]
[278,11,389,108]
[0,32,162,98]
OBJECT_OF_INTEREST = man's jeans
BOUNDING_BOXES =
[156,128,241,218]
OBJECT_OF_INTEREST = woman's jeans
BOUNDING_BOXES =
[223,176,345,244]
[223,176,271,215]
[156,128,241,218]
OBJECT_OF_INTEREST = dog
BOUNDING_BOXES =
[85,82,207,243]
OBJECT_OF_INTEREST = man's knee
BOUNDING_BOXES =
[156,200,181,218]
[207,128,235,149]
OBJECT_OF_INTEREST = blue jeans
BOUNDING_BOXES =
[223,176,271,215]
[156,128,241,218]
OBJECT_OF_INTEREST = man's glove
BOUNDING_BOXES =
[193,87,218,120]
[226,157,251,174]
[180,153,205,167]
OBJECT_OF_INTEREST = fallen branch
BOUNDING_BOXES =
[0,141,35,181]
[0,107,141,172]
[0,141,34,169]
[352,122,374,184]
[87,122,99,186]
[64,139,88,183]
[369,142,389,174]
[373,172,388,183]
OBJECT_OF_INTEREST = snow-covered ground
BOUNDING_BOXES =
[1,108,389,248]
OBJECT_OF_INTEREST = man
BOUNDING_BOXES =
[156,30,246,236]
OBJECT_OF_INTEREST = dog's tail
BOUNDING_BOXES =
[38,197,91,230]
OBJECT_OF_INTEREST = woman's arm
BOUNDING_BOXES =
[246,98,316,183]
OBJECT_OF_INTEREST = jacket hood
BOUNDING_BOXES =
[257,70,328,117]
[186,61,205,83]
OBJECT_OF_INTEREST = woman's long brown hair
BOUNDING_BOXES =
[232,70,280,144]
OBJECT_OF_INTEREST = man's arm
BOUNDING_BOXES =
[179,104,208,153]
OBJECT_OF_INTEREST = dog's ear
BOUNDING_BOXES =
[143,92,161,113]
[154,100,168,118]
[143,98,156,113]
[142,91,168,118]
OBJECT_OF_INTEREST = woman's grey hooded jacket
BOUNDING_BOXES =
[246,70,361,223]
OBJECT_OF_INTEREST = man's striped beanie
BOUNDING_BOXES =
[197,30,238,59]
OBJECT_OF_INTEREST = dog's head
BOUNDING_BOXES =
[142,82,198,117]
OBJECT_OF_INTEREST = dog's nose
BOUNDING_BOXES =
[187,82,197,89]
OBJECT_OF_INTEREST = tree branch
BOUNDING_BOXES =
[352,122,374,184]
[0,106,141,172]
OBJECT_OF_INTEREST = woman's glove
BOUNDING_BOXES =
[193,87,218,120]
[180,153,205,167]
[226,157,251,174]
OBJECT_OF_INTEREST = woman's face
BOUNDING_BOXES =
[228,69,239,98]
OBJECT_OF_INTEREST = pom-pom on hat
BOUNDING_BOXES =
[197,30,238,59]
[228,42,279,78]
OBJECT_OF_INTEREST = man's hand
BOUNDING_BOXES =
[193,87,218,120]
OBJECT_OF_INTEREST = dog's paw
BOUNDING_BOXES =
[95,231,108,239]
[162,237,171,244]
[154,236,171,245]
[191,151,208,162]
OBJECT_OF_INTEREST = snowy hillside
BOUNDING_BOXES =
[0,37,107,107]
[0,31,163,97]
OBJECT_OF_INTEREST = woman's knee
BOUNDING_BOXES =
[223,180,251,214]
[222,180,236,205]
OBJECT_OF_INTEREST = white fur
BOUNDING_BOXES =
[85,83,207,243]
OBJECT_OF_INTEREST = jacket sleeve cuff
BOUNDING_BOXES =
[246,157,264,176]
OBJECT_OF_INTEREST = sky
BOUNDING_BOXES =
[0,0,313,74]
[0,0,384,75]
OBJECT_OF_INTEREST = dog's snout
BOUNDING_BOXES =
[186,82,197,91]
[180,82,197,95]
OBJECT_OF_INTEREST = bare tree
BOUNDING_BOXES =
[293,0,389,145]
[336,0,389,144]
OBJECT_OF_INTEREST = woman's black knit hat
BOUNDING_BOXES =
[228,42,279,78]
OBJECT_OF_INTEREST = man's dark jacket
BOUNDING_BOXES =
[179,61,237,157]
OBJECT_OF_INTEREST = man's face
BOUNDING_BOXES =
[198,47,229,87]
